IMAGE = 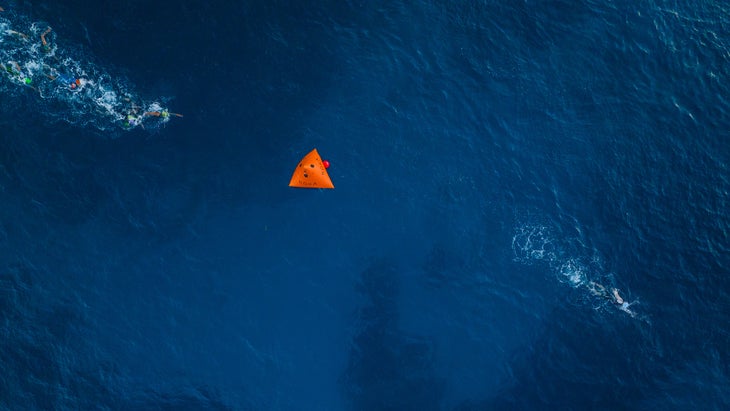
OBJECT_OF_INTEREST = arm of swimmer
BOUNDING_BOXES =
[144,111,183,118]
[8,30,29,39]
[41,27,51,45]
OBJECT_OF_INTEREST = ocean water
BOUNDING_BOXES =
[0,0,728,410]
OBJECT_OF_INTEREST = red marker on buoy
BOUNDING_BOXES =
[322,160,330,169]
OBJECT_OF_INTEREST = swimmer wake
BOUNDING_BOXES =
[512,223,641,318]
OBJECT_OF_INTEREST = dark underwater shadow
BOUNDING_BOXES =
[341,259,445,411]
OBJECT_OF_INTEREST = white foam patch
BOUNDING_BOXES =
[511,224,557,264]
[557,259,588,287]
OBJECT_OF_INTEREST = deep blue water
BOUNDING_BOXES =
[1,0,729,410]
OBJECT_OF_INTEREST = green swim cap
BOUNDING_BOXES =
[161,111,169,118]
[24,77,31,84]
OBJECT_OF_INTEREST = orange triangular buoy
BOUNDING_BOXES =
[289,148,334,189]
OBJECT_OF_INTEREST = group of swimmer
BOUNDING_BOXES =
[2,23,88,91]
[1,6,182,129]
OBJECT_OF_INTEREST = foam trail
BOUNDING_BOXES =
[512,221,642,318]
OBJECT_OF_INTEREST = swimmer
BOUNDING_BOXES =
[2,61,36,89]
[46,72,83,89]
[122,113,144,128]
[586,281,629,311]
[5,29,29,40]
[144,110,183,119]
[588,281,626,305]
[611,288,636,316]
[41,27,52,52]
[3,61,25,80]
[2,61,22,76]
[611,288,625,305]
[0,6,4,12]
[122,105,145,129]
[588,281,636,316]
